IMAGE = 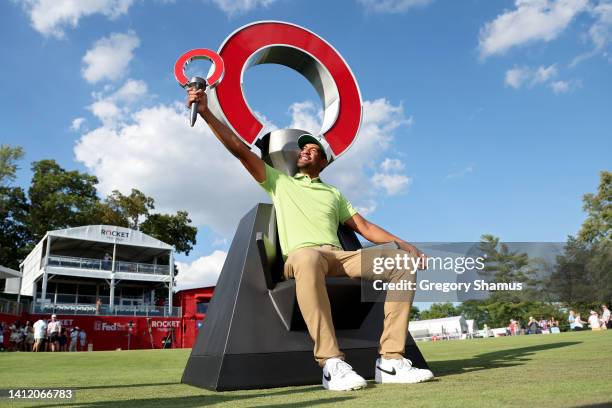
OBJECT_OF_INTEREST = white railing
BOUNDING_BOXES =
[0,298,24,316]
[32,301,181,317]
[47,255,169,275]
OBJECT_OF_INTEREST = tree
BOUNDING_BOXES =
[0,145,30,268]
[420,303,459,320]
[0,186,31,269]
[409,305,421,321]
[578,171,611,244]
[478,234,542,302]
[27,160,100,240]
[140,211,197,255]
[0,145,24,186]
[457,300,489,327]
[104,189,155,230]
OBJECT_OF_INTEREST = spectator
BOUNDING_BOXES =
[69,327,80,352]
[588,311,602,330]
[572,313,586,330]
[602,305,611,329]
[568,310,577,329]
[103,252,112,270]
[24,321,34,352]
[0,322,5,351]
[79,328,87,351]
[507,319,518,336]
[527,316,540,334]
[9,322,23,351]
[539,317,549,333]
[549,317,558,327]
[33,318,47,352]
[96,298,102,315]
[59,327,68,351]
[46,314,61,352]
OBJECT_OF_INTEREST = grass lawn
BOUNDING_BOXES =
[1,330,610,407]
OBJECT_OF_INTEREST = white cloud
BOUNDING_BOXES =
[504,64,568,91]
[371,172,412,195]
[505,64,557,88]
[70,117,86,131]
[589,1,612,49]
[479,0,589,58]
[21,0,133,38]
[209,0,278,16]
[82,31,140,83]
[550,80,571,93]
[549,79,581,93]
[357,0,434,13]
[88,79,148,126]
[175,250,227,291]
[380,158,405,172]
[505,66,531,89]
[287,101,323,134]
[534,64,558,82]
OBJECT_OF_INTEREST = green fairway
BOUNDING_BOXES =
[1,330,610,407]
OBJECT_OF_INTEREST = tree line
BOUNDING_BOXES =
[0,145,197,270]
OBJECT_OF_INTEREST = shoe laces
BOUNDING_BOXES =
[395,358,415,370]
[331,360,355,378]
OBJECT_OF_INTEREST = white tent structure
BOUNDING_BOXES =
[18,225,178,316]
[409,316,468,341]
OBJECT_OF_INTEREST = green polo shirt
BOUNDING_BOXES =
[259,164,357,259]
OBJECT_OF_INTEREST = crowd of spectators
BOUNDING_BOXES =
[0,314,87,352]
[568,305,610,331]
[505,305,610,335]
[507,316,560,335]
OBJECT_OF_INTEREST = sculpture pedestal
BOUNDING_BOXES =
[181,203,429,390]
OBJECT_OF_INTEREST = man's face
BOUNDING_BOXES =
[297,143,327,170]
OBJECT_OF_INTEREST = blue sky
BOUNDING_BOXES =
[1,0,610,289]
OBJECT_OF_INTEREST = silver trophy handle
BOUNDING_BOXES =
[188,76,207,127]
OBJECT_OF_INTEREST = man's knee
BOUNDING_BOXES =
[285,248,327,280]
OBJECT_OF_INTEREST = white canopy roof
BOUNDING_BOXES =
[46,225,172,250]
[0,265,21,279]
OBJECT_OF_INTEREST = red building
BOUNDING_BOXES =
[174,286,215,348]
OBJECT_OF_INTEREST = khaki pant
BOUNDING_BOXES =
[284,244,416,367]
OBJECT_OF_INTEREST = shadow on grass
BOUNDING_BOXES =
[71,382,179,391]
[38,385,353,408]
[430,341,582,377]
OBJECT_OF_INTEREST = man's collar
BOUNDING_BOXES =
[294,172,322,182]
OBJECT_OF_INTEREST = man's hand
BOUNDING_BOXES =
[185,86,266,182]
[398,241,427,270]
[187,87,208,116]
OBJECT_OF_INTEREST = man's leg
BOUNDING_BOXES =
[330,246,432,383]
[284,247,343,367]
[326,247,416,360]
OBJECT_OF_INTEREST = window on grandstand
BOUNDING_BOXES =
[196,300,209,314]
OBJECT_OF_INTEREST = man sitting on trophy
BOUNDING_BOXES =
[187,87,434,391]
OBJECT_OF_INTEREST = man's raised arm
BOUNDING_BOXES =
[187,87,265,183]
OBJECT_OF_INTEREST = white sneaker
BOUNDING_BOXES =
[322,358,367,391]
[375,357,434,384]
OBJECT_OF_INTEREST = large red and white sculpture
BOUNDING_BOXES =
[175,20,362,162]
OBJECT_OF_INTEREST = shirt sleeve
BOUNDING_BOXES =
[338,192,357,224]
[258,163,283,195]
